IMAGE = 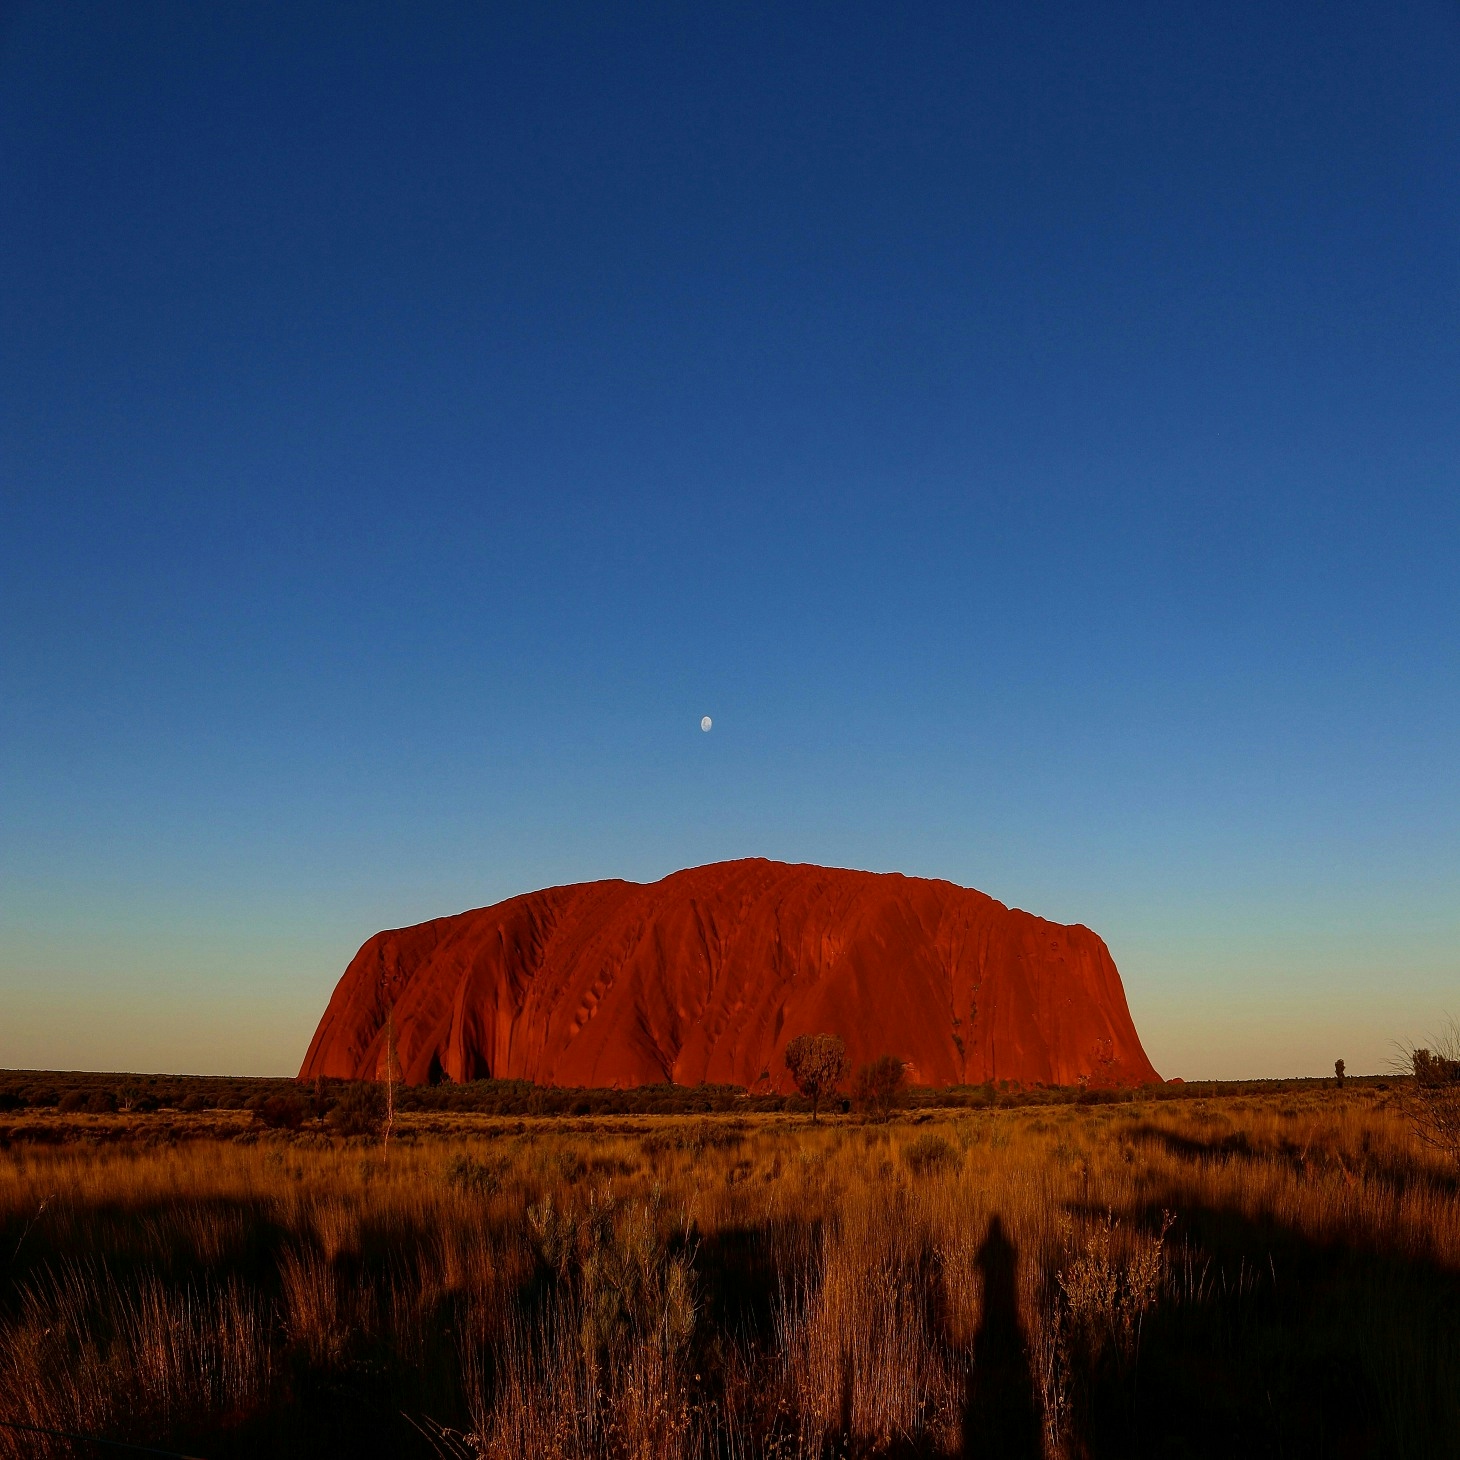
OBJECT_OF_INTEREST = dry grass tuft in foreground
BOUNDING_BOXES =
[1,1085,1458,1458]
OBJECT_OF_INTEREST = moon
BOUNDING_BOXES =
[700,715,712,732]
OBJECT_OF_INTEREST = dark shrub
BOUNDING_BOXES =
[0,1091,21,1113]
[328,1084,385,1137]
[304,1079,337,1124]
[180,1092,210,1113]
[545,1148,586,1184]
[58,1090,89,1114]
[249,1094,306,1131]
[443,1153,505,1195]
[903,1132,959,1176]
[852,1054,908,1120]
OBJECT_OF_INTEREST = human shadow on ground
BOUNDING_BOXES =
[960,1214,1042,1460]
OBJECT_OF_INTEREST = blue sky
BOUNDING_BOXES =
[2,1,1457,1078]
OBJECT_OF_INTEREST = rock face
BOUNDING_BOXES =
[300,859,1159,1089]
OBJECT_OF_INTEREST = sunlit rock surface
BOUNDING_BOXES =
[300,859,1159,1089]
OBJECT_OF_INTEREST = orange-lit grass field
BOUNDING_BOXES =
[1,1087,1457,1459]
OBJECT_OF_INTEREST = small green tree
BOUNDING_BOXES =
[852,1054,907,1121]
[784,1033,848,1123]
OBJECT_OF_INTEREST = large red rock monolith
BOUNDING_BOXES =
[300,859,1158,1089]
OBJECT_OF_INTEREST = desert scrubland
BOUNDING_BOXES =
[1,1085,1457,1459]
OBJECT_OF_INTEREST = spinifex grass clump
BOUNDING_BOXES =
[776,1188,962,1452]
[2,1262,273,1445]
[1,1087,1458,1458]
[464,1191,698,1459]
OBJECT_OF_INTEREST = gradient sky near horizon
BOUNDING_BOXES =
[2,1,1457,1080]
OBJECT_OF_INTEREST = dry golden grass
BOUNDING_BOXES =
[1,1087,1457,1458]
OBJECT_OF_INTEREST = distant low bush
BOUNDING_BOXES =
[852,1055,908,1120]
[301,1079,338,1125]
[444,1153,506,1195]
[329,1083,385,1138]
[0,1066,1398,1138]
[902,1133,959,1176]
[538,1148,587,1185]
[248,1093,306,1131]
[397,1078,782,1118]
[639,1119,749,1158]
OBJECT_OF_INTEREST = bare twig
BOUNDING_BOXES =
[8,1194,53,1267]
